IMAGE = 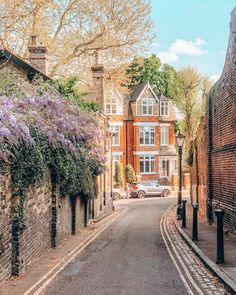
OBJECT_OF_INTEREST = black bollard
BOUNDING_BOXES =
[181,200,187,228]
[215,209,225,264]
[192,203,199,241]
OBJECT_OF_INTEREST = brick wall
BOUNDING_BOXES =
[0,170,12,281]
[190,118,208,217]
[191,8,236,233]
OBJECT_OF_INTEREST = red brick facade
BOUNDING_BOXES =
[106,83,178,184]
[191,8,236,233]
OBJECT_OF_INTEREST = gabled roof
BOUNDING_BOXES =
[129,82,147,101]
[129,82,158,102]
[0,48,50,81]
[158,93,169,101]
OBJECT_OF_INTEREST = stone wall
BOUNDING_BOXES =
[0,168,113,282]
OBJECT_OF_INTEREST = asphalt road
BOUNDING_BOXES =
[43,196,189,295]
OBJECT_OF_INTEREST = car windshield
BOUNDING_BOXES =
[139,181,158,186]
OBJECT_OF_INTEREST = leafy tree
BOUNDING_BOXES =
[0,0,154,78]
[176,67,212,150]
[53,77,101,112]
[125,164,136,183]
[114,162,124,187]
[125,54,182,101]
[126,54,161,90]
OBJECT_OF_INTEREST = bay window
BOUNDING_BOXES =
[140,155,155,174]
[161,126,169,146]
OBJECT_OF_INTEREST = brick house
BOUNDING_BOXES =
[0,36,113,281]
[91,62,178,184]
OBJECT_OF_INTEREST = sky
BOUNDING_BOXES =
[150,0,236,82]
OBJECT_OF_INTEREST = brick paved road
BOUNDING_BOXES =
[162,206,229,295]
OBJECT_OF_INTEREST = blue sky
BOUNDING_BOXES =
[150,0,236,81]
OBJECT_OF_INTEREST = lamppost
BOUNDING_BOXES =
[175,131,185,220]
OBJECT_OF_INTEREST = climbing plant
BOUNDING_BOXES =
[0,90,107,230]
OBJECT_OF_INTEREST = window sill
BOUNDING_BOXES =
[140,144,156,146]
[140,172,157,175]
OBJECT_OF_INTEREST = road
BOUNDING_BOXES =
[43,196,190,295]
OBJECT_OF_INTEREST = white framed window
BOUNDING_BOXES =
[161,126,169,146]
[112,155,120,175]
[142,98,154,115]
[140,126,155,145]
[105,97,117,114]
[140,155,155,174]
[105,87,123,115]
[110,126,120,146]
[160,101,169,116]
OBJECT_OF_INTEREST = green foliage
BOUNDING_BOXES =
[125,164,136,183]
[53,76,101,112]
[8,127,103,229]
[114,162,124,187]
[186,141,194,167]
[125,54,183,101]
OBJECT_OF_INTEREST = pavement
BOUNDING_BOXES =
[175,203,236,295]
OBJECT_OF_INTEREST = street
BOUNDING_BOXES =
[40,195,226,295]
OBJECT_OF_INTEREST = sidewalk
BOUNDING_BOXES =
[0,209,124,295]
[175,203,236,294]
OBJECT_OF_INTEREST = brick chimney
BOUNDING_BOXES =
[28,35,48,75]
[91,50,105,110]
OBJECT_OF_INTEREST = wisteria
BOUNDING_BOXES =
[0,95,107,163]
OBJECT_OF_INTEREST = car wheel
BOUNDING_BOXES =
[112,192,121,200]
[137,190,146,198]
[162,189,170,197]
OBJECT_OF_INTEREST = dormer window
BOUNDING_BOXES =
[142,98,154,115]
[160,101,169,116]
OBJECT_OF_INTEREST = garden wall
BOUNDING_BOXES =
[0,171,12,281]
[0,168,112,282]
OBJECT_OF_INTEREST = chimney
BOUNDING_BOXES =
[91,50,105,110]
[28,35,48,75]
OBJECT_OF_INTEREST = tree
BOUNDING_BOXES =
[0,0,154,79]
[114,162,124,187]
[125,164,136,183]
[53,77,101,111]
[176,67,212,162]
[125,54,182,100]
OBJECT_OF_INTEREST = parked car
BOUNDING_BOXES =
[131,180,171,198]
[112,188,126,200]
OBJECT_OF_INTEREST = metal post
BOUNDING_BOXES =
[181,200,187,228]
[177,146,183,219]
[192,203,199,241]
[215,209,225,264]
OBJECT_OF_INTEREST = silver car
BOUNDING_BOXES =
[131,180,171,198]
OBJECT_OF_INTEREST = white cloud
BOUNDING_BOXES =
[210,74,221,83]
[158,52,178,64]
[169,38,208,56]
